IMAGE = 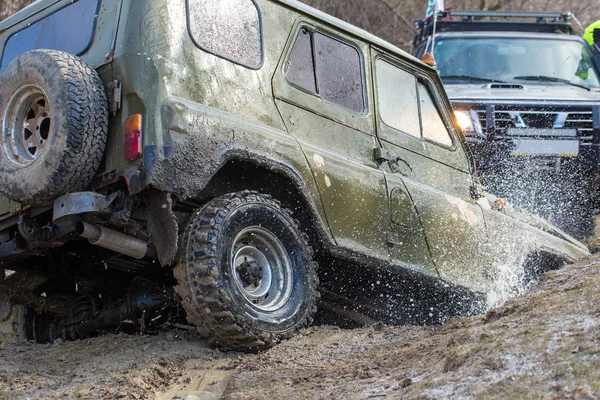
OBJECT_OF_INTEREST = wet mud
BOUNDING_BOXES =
[1,247,599,399]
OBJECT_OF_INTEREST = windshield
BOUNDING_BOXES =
[434,37,600,89]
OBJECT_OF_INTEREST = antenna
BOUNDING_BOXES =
[570,13,584,35]
[431,7,438,53]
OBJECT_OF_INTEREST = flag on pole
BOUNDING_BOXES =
[425,0,444,18]
[425,0,435,18]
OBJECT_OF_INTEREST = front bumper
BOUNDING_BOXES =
[466,137,600,170]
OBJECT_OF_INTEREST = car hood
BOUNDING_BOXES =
[444,82,600,104]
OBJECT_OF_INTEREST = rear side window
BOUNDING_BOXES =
[187,0,263,69]
[285,27,365,113]
[0,0,99,72]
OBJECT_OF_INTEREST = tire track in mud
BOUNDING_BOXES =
[156,358,240,400]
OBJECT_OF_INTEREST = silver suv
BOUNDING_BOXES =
[413,10,600,238]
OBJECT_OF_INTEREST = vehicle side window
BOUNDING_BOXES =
[418,83,453,147]
[286,28,317,93]
[286,28,365,113]
[187,0,263,69]
[375,59,421,138]
[0,0,99,72]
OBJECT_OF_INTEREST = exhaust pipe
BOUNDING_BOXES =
[75,221,149,259]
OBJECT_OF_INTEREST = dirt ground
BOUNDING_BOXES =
[0,246,599,399]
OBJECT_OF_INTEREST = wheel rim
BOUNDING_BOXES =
[2,84,51,167]
[231,227,294,312]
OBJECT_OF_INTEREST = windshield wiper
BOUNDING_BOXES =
[513,75,592,91]
[440,75,505,83]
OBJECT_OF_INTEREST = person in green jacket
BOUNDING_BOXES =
[576,20,600,79]
[583,20,600,49]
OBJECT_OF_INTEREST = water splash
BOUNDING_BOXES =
[483,230,538,309]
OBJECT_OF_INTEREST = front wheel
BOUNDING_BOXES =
[174,191,318,351]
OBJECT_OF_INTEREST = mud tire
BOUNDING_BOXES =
[174,191,318,351]
[0,50,108,205]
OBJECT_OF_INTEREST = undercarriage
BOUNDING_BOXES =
[0,245,181,343]
[0,188,187,343]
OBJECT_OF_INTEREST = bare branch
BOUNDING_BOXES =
[372,0,419,34]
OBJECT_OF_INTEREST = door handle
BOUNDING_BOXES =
[391,155,413,172]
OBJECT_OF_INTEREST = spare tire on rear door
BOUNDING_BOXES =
[0,50,108,205]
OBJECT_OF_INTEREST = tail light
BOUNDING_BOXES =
[124,114,143,161]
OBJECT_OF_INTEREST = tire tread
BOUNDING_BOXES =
[173,191,319,351]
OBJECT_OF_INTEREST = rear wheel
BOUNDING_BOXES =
[174,191,318,351]
[0,272,38,343]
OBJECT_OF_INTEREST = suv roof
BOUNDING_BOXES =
[0,0,426,72]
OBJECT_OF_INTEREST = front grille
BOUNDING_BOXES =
[459,105,597,143]
[476,110,487,132]
[494,111,514,131]
[564,112,594,140]
[521,113,556,129]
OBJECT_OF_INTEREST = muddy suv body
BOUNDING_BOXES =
[0,0,588,349]
[413,10,600,239]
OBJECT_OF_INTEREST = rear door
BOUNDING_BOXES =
[372,51,490,291]
[0,0,121,220]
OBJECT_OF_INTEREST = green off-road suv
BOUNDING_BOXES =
[0,0,589,350]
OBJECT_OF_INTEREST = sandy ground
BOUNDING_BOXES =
[0,248,599,399]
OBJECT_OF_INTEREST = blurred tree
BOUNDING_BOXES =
[302,0,600,51]
[0,0,35,22]
[1,0,599,52]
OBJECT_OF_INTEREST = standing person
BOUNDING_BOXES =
[583,20,600,52]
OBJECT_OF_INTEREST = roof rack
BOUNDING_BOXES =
[442,10,571,22]
[413,9,575,48]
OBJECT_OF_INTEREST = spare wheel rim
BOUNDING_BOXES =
[2,84,52,168]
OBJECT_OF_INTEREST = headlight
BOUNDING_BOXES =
[454,110,483,137]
